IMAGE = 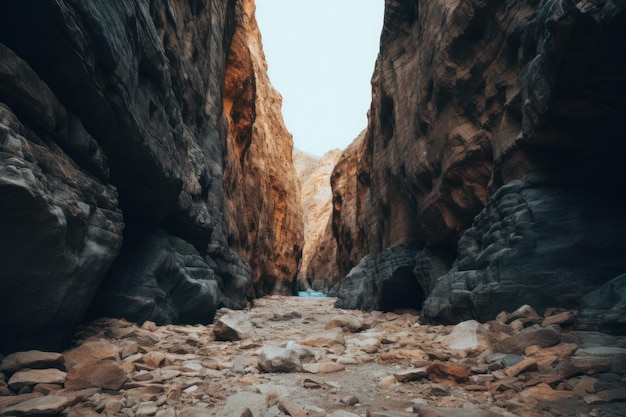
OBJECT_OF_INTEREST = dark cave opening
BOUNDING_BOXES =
[379,266,424,312]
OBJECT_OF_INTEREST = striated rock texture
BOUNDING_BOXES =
[295,149,342,293]
[334,0,626,323]
[223,0,303,296]
[335,243,423,312]
[0,0,301,352]
[330,131,369,279]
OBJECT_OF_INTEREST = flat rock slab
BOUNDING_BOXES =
[0,350,64,373]
[302,362,345,374]
[65,359,127,390]
[494,327,560,354]
[0,395,71,416]
[257,343,315,373]
[7,368,67,391]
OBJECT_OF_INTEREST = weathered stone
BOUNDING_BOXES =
[494,327,560,355]
[65,359,127,390]
[378,375,397,388]
[0,395,71,416]
[584,388,626,405]
[0,351,64,373]
[7,369,66,391]
[504,358,538,377]
[298,328,345,347]
[217,392,267,417]
[302,362,345,374]
[142,351,166,369]
[257,343,315,373]
[325,315,365,333]
[277,397,308,417]
[542,311,576,328]
[64,339,119,369]
[214,311,255,341]
[440,320,490,353]
[427,361,469,384]
[393,367,428,383]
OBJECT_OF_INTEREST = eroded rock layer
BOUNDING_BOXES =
[295,149,342,293]
[0,0,302,353]
[224,0,304,297]
[334,0,626,325]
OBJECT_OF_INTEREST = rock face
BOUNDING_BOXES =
[334,0,626,324]
[223,0,303,296]
[422,170,626,324]
[330,131,369,279]
[0,0,302,352]
[295,148,342,292]
[335,243,423,312]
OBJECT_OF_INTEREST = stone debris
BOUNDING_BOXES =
[0,296,624,417]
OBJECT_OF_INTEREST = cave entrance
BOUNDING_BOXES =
[379,266,424,312]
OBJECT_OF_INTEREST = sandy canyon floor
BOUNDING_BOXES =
[1,296,625,417]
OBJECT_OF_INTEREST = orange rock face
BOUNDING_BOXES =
[223,0,304,296]
[295,149,342,292]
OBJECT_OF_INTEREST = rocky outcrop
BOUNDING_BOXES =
[422,170,626,324]
[0,0,301,353]
[295,149,342,292]
[223,0,303,296]
[330,131,369,279]
[335,243,423,312]
[334,0,626,324]
[577,274,626,336]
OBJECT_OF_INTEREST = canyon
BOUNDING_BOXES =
[0,0,625,414]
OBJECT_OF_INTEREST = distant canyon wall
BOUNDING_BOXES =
[0,0,302,353]
[334,0,626,327]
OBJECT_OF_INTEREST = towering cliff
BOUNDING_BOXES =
[335,0,626,328]
[0,0,302,353]
[295,148,342,293]
[223,0,303,296]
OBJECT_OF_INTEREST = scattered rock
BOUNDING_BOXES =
[302,362,345,374]
[0,395,72,416]
[298,328,345,347]
[65,359,127,390]
[7,369,67,391]
[257,343,315,373]
[440,320,490,353]
[214,311,255,341]
[393,367,428,383]
[427,361,470,384]
[0,351,64,373]
[494,327,560,355]
[325,315,365,333]
[64,340,119,369]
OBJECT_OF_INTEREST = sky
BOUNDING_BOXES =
[255,1,385,157]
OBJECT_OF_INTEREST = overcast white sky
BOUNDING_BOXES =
[255,1,384,156]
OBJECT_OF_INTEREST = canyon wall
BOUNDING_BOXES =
[334,0,626,328]
[223,0,303,297]
[0,0,301,353]
[295,149,342,293]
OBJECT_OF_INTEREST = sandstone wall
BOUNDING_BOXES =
[334,0,626,322]
[295,149,342,293]
[0,0,302,353]
[223,0,304,296]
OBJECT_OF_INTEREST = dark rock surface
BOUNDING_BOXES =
[422,170,626,324]
[332,0,626,325]
[578,274,626,335]
[335,243,423,312]
[0,44,124,353]
[0,0,300,352]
